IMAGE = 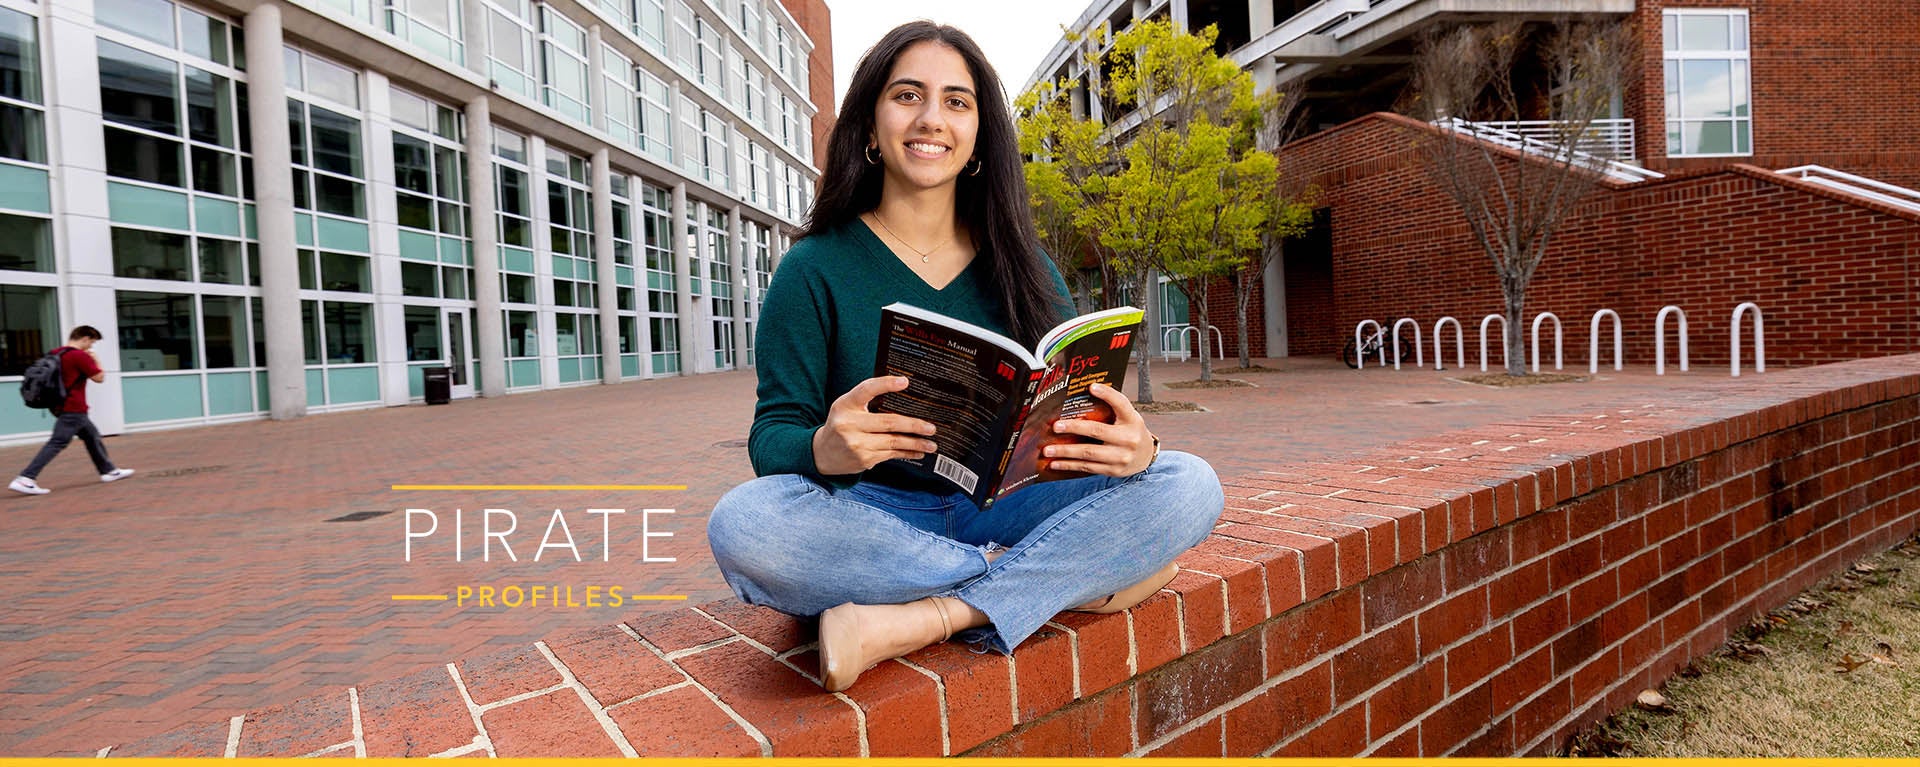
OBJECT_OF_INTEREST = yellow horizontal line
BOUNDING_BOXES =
[629,594,689,601]
[390,484,688,491]
[390,594,449,601]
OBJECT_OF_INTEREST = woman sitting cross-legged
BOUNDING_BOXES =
[705,20,1225,692]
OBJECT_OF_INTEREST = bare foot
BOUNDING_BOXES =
[1071,562,1179,614]
[817,598,954,692]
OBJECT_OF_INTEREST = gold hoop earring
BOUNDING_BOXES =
[865,145,882,165]
[965,158,983,176]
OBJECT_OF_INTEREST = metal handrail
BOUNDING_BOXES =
[1655,306,1689,375]
[1731,302,1765,377]
[1478,314,1510,372]
[1589,309,1622,374]
[1433,316,1464,371]
[1437,118,1664,183]
[1775,165,1920,214]
[1469,119,1637,163]
[1530,312,1563,373]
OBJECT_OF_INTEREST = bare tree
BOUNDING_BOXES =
[1403,18,1638,375]
[1232,88,1317,370]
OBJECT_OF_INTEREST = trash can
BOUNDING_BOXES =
[423,366,452,405]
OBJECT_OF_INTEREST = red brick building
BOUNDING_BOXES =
[1028,0,1920,367]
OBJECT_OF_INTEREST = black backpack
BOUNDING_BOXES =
[20,348,68,411]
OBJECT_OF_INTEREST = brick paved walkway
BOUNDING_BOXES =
[0,356,1811,755]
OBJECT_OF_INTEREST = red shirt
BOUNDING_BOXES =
[55,347,101,414]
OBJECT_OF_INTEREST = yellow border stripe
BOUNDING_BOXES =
[390,484,688,491]
[389,594,449,601]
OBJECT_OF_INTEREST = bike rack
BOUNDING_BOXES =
[1655,305,1689,375]
[1589,309,1622,373]
[1530,312,1563,373]
[1391,318,1424,370]
[1731,302,1765,377]
[1353,319,1385,369]
[1478,314,1511,372]
[1433,316,1465,371]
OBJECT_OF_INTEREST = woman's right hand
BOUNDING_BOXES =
[812,376,939,476]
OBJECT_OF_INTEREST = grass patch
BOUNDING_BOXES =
[1133,400,1206,414]
[1455,372,1591,387]
[1216,364,1285,374]
[1569,534,1920,757]
[1165,378,1254,389]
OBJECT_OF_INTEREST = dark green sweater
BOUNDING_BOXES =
[748,219,1071,489]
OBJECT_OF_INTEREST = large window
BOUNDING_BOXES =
[540,6,589,123]
[0,284,58,376]
[640,184,678,374]
[636,69,673,163]
[693,15,720,92]
[700,108,729,188]
[386,0,462,63]
[0,6,45,165]
[1664,9,1751,157]
[392,87,472,301]
[98,15,247,198]
[116,291,251,371]
[703,206,733,369]
[548,146,598,382]
[635,0,667,54]
[486,0,538,100]
[602,45,637,146]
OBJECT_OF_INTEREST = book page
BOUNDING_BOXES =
[871,309,1029,499]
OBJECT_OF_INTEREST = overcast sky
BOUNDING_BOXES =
[826,0,1094,112]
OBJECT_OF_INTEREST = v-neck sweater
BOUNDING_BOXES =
[747,219,1071,490]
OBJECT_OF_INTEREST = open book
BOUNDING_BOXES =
[871,302,1145,507]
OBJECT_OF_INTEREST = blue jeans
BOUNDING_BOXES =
[21,412,116,480]
[707,450,1224,653]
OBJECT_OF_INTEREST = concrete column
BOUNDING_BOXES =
[460,0,490,73]
[1170,0,1189,32]
[463,97,508,397]
[245,3,308,420]
[1249,0,1274,40]
[587,24,606,132]
[669,183,698,375]
[591,149,621,384]
[731,206,750,369]
[1263,249,1287,357]
[528,135,557,386]
[364,72,412,406]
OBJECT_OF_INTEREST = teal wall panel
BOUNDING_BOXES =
[407,363,429,397]
[295,213,314,246]
[0,164,51,214]
[306,369,325,406]
[439,237,467,265]
[616,265,635,287]
[399,230,438,261]
[501,247,534,274]
[621,354,639,378]
[509,359,540,388]
[123,374,205,423]
[317,218,371,253]
[205,371,256,415]
[108,182,189,229]
[0,396,53,435]
[551,255,572,280]
[557,357,580,384]
[327,367,380,403]
[193,197,242,238]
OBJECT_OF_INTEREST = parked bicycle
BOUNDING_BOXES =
[1342,321,1416,369]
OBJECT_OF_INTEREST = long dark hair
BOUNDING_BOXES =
[799,21,1063,347]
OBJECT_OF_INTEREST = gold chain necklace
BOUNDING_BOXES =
[870,212,951,264]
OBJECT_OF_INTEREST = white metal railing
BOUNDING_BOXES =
[1589,309,1622,374]
[1731,302,1765,377]
[1162,325,1224,362]
[1469,119,1637,164]
[1391,317,1423,370]
[1530,312,1563,372]
[1655,305,1689,375]
[1433,316,1464,371]
[1438,118,1664,183]
[1776,165,1920,214]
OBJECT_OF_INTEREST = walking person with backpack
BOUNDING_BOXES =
[11,326,134,495]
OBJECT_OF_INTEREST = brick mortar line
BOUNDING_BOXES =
[1510,509,1919,756]
[602,678,696,711]
[473,680,571,713]
[348,686,366,757]
[619,623,772,757]
[1041,620,1082,700]
[223,715,241,758]
[759,643,870,758]
[662,633,748,660]
[1007,641,1020,726]
[1124,611,1139,679]
[1183,567,1232,643]
[533,640,639,757]
[442,661,496,757]
[1171,591,1189,656]
[1128,632,1333,757]
[894,656,951,756]
[1203,549,1275,627]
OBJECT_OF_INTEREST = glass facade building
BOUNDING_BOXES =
[0,0,820,441]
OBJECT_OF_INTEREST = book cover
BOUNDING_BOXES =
[872,303,1145,506]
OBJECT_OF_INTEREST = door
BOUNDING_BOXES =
[443,307,474,399]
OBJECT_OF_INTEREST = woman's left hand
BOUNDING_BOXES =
[1043,383,1157,477]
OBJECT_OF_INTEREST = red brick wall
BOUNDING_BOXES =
[108,357,1920,757]
[1248,114,1920,365]
[1631,0,1920,187]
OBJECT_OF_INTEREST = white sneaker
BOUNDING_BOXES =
[100,468,135,483]
[9,477,48,495]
